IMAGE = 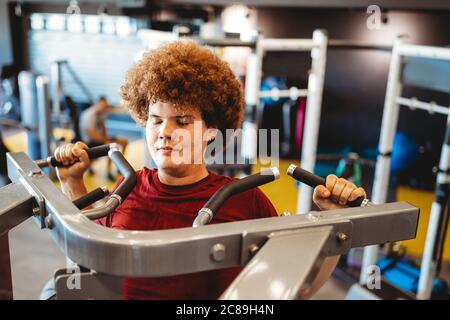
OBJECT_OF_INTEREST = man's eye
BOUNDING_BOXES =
[177,120,190,126]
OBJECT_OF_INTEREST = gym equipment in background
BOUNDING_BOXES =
[294,97,307,155]
[50,60,94,134]
[244,30,328,213]
[0,130,10,187]
[0,66,21,122]
[254,74,311,163]
[391,132,418,173]
[260,76,289,107]
[17,71,54,178]
[258,77,306,159]
[360,36,450,300]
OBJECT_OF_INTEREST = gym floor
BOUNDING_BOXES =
[3,128,450,299]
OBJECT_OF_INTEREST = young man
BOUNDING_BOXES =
[55,41,366,299]
[79,96,128,181]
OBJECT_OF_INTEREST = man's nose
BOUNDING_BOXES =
[159,120,174,140]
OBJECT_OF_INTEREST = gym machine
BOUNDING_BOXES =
[0,144,419,299]
[359,36,450,300]
[17,71,52,165]
[50,60,94,127]
[244,30,328,210]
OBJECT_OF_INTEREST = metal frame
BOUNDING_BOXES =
[243,30,328,214]
[17,71,56,179]
[50,60,94,124]
[18,72,52,159]
[0,151,419,299]
[360,36,450,300]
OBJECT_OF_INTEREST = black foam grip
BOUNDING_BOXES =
[49,144,111,167]
[73,187,108,209]
[291,166,325,188]
[290,166,365,208]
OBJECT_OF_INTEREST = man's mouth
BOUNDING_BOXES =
[157,146,182,152]
[158,146,173,151]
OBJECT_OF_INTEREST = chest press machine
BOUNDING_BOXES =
[0,144,418,299]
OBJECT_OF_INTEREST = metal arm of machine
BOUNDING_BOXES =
[1,150,419,278]
[0,151,419,299]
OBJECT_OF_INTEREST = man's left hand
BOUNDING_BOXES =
[313,174,366,210]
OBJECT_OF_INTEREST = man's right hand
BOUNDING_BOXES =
[54,141,91,182]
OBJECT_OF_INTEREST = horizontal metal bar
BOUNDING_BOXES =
[328,40,392,51]
[7,154,47,228]
[398,44,450,61]
[396,97,450,116]
[348,202,419,248]
[0,182,34,237]
[261,38,316,51]
[51,201,418,277]
[193,37,256,48]
[258,89,308,99]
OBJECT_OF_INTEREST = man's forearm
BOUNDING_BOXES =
[60,178,88,201]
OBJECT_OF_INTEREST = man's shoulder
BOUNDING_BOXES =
[206,170,233,186]
[135,167,155,183]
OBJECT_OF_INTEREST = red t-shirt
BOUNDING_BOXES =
[97,167,278,299]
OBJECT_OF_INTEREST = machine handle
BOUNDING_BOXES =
[83,147,137,220]
[73,186,109,209]
[193,167,280,227]
[108,149,137,201]
[48,144,112,168]
[35,144,112,168]
[287,164,369,207]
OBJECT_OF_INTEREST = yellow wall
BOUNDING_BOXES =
[396,186,450,260]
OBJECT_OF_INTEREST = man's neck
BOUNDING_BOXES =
[157,165,209,186]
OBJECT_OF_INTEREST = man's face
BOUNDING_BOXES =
[98,99,109,112]
[146,101,213,174]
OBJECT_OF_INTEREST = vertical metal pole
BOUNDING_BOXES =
[360,36,406,285]
[241,36,263,166]
[36,75,56,179]
[18,71,40,160]
[50,61,62,124]
[297,29,328,214]
[417,114,450,300]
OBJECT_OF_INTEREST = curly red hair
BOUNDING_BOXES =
[120,41,245,134]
